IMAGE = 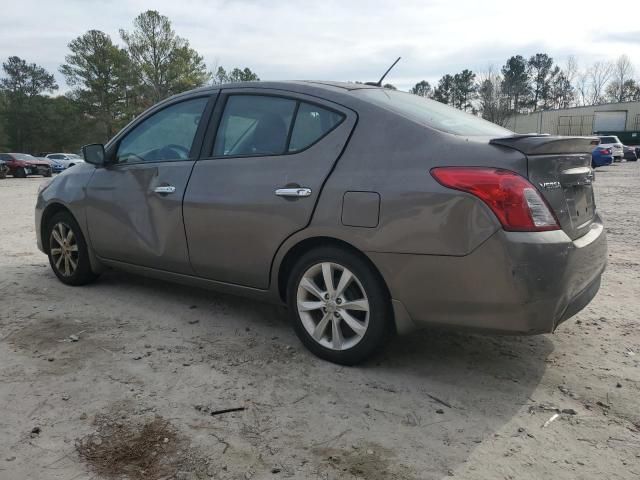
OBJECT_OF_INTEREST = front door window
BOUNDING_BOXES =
[117,97,208,164]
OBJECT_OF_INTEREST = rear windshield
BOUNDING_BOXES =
[354,89,513,136]
[599,136,620,144]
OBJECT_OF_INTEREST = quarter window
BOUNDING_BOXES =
[117,97,208,164]
[289,103,344,152]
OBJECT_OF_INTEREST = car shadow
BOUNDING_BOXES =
[17,266,554,479]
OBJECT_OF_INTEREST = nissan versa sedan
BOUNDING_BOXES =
[35,81,607,364]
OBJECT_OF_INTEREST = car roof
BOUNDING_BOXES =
[193,80,378,92]
[167,80,382,106]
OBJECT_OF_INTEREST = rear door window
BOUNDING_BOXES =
[214,95,296,156]
[213,95,344,157]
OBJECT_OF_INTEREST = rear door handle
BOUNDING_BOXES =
[154,185,176,194]
[275,187,312,197]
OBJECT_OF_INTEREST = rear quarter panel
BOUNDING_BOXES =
[295,101,528,257]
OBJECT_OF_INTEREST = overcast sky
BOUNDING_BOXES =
[1,0,639,91]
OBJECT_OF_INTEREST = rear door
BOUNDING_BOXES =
[85,94,215,273]
[183,89,356,289]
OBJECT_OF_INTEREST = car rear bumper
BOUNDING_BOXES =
[593,155,613,167]
[368,215,607,334]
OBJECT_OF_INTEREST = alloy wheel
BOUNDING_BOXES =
[296,262,370,351]
[49,222,79,277]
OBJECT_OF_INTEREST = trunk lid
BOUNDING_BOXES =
[490,134,597,240]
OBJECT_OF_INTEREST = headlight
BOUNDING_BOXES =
[38,178,54,194]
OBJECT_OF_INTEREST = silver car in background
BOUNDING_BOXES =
[35,81,607,364]
[45,153,85,172]
[597,135,624,161]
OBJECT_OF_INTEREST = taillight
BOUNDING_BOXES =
[604,148,611,154]
[430,167,560,232]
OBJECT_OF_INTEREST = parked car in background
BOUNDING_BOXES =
[35,81,607,364]
[597,135,624,161]
[45,153,85,171]
[44,157,66,173]
[0,153,52,177]
[623,145,638,161]
[592,146,614,168]
[0,159,8,179]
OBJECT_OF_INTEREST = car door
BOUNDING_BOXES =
[85,94,215,274]
[183,89,356,289]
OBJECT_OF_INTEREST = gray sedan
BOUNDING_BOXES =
[35,81,607,364]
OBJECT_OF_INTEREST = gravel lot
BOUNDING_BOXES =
[1,163,639,480]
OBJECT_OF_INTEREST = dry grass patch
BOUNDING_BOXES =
[76,414,182,479]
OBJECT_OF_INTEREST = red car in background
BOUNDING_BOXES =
[0,153,52,177]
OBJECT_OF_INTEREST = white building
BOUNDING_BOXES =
[505,101,640,137]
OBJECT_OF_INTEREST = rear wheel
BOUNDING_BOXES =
[287,247,391,365]
[46,211,98,286]
[14,167,27,178]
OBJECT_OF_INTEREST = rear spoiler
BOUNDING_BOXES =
[490,134,599,155]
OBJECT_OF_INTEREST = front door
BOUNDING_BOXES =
[183,90,356,288]
[85,95,213,274]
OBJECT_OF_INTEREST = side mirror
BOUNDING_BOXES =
[82,144,105,166]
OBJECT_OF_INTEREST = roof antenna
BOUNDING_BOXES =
[366,57,401,87]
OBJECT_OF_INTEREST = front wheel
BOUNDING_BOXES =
[287,247,392,365]
[14,167,27,178]
[46,211,98,286]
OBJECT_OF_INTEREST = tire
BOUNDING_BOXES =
[286,246,392,365]
[0,170,6,179]
[14,167,27,178]
[44,169,52,177]
[46,211,98,286]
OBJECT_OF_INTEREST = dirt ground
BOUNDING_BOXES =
[0,162,639,480]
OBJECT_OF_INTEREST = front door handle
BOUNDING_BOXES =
[154,185,176,194]
[275,187,312,197]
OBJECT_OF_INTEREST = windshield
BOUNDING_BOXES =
[67,154,82,159]
[12,154,38,161]
[599,136,620,144]
[354,89,513,136]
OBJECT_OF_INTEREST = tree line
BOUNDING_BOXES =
[406,53,640,126]
[0,10,258,153]
[1,12,639,153]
